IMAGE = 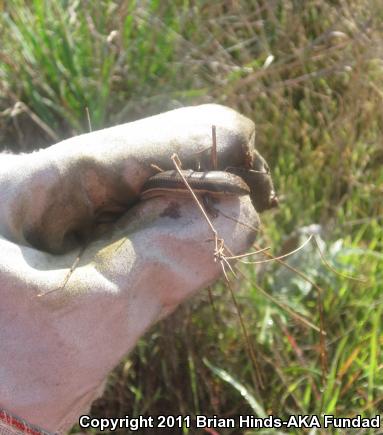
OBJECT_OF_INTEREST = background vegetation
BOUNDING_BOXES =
[1,0,382,433]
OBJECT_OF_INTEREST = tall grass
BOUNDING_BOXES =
[1,0,382,433]
[0,0,191,145]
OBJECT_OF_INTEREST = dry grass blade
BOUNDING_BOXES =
[252,243,329,378]
[85,106,92,133]
[37,245,86,297]
[243,237,314,264]
[171,152,265,389]
[223,277,265,390]
[313,235,368,283]
[171,153,224,261]
[253,280,323,334]
[223,239,325,335]
[224,245,271,260]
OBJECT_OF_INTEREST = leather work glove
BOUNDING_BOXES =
[0,104,276,433]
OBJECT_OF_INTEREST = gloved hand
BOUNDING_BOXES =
[0,104,275,433]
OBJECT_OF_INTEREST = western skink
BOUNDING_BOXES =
[141,170,250,200]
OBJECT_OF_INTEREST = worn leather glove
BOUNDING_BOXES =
[0,104,275,433]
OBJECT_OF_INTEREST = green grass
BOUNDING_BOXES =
[0,0,191,142]
[1,0,382,433]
